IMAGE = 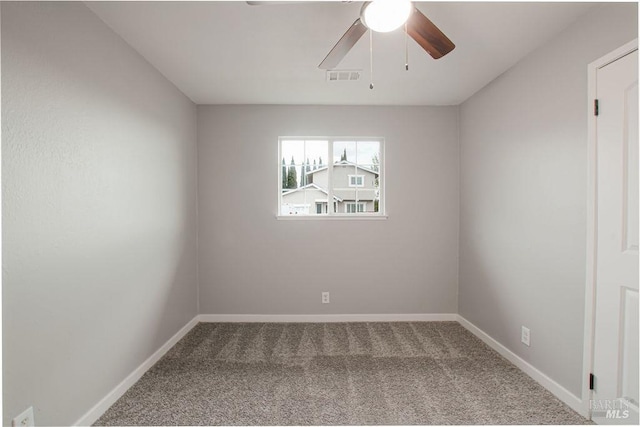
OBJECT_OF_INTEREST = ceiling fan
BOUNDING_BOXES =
[247,0,455,71]
[319,0,455,69]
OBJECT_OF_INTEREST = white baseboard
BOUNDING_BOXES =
[456,315,586,417]
[72,315,200,426]
[198,313,458,323]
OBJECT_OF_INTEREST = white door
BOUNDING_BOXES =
[592,48,639,425]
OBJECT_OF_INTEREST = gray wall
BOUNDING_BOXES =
[2,2,198,425]
[458,3,638,397]
[198,105,459,315]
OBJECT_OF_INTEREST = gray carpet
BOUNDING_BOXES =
[95,321,589,425]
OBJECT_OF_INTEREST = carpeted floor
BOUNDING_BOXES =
[95,321,589,425]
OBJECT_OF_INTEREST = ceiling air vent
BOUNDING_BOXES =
[326,70,361,82]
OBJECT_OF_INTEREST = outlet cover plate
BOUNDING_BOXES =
[322,292,330,304]
[12,406,34,427]
[521,326,531,346]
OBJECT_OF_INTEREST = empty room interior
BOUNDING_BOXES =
[2,1,639,425]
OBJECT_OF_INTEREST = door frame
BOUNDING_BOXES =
[582,38,638,420]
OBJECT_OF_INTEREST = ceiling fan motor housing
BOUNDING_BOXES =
[360,0,413,33]
[319,1,454,70]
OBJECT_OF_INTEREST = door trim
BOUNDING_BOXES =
[583,38,638,420]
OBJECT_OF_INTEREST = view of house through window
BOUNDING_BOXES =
[279,138,383,216]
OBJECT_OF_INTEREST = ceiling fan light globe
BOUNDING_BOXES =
[361,0,412,33]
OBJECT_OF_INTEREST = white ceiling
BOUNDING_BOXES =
[86,1,596,105]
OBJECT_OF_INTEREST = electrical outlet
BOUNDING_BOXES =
[521,326,531,346]
[12,407,34,427]
[322,291,330,304]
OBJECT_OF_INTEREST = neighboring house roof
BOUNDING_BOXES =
[305,160,379,176]
[281,183,343,202]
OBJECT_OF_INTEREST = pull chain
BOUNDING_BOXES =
[404,22,409,71]
[369,30,374,90]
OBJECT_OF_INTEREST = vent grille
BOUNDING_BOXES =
[326,70,361,82]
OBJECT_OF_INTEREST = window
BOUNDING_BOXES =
[348,175,364,187]
[279,137,384,218]
[345,202,366,213]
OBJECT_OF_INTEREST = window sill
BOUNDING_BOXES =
[276,215,388,221]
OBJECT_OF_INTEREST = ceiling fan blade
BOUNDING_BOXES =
[319,18,368,70]
[406,7,455,59]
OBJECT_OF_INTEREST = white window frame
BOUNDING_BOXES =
[348,174,365,187]
[277,137,386,220]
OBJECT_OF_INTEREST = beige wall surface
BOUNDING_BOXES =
[198,105,459,315]
[458,2,638,398]
[2,2,198,425]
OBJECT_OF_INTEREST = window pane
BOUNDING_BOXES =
[332,159,357,207]
[333,141,356,164]
[355,142,380,214]
[280,139,329,215]
[281,140,304,169]
[332,142,378,214]
[305,140,328,166]
[356,141,380,169]
[301,140,327,189]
